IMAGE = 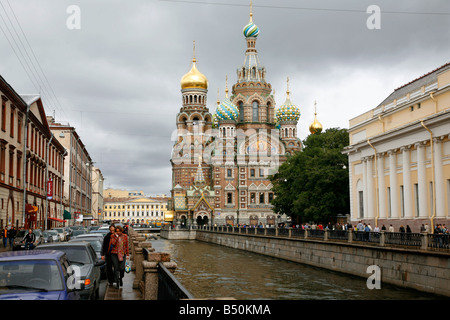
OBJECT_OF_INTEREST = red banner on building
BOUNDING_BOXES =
[47,179,53,200]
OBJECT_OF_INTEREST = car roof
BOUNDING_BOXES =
[37,242,92,249]
[0,250,65,261]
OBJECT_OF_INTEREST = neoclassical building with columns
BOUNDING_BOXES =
[344,62,450,232]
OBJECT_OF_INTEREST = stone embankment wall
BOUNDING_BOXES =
[195,231,450,297]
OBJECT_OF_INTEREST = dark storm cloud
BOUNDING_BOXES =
[0,0,449,194]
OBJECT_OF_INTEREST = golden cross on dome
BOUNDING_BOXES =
[250,0,253,22]
[193,40,196,63]
[286,77,290,97]
[314,100,318,115]
[225,75,229,98]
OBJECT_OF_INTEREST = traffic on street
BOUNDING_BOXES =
[0,222,128,300]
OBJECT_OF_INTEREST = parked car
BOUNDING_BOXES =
[42,230,60,243]
[36,242,104,300]
[69,229,87,239]
[88,230,109,238]
[12,229,43,250]
[53,228,68,241]
[76,233,104,240]
[0,250,84,300]
[69,238,106,279]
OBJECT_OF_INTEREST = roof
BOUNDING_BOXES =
[376,62,450,109]
[37,242,92,249]
[0,250,65,261]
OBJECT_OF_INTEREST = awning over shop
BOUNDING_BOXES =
[48,217,67,223]
[63,210,71,219]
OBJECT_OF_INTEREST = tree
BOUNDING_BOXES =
[270,128,349,224]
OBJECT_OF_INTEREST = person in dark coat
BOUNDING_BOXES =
[101,224,115,286]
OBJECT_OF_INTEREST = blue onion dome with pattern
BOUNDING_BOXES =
[276,97,301,123]
[243,20,260,38]
[217,97,239,122]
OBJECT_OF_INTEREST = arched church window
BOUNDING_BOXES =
[239,102,244,122]
[252,101,259,122]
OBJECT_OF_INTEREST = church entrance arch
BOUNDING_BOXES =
[196,212,209,227]
[266,215,276,226]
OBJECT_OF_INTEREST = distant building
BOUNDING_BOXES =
[103,196,168,225]
[91,166,104,223]
[344,62,450,232]
[48,118,93,224]
[104,188,145,199]
[0,75,66,229]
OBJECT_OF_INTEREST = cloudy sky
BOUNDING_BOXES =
[0,0,449,195]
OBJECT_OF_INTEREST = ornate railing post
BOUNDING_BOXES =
[421,232,429,250]
[324,229,329,241]
[380,231,386,247]
[304,229,309,239]
[348,229,353,243]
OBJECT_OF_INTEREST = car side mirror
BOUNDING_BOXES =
[95,259,105,267]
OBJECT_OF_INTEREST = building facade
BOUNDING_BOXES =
[91,166,104,223]
[0,75,66,230]
[344,63,450,232]
[103,196,168,225]
[49,118,93,224]
[170,7,303,226]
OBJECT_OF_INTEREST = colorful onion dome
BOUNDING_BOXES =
[276,78,300,122]
[243,21,260,38]
[217,97,239,122]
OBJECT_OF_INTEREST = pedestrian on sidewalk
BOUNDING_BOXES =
[2,227,8,248]
[8,226,16,249]
[109,225,129,289]
[101,224,116,286]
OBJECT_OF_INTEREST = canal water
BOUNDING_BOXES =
[149,238,443,300]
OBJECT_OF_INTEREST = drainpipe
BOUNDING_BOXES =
[421,120,436,232]
[60,149,68,223]
[367,139,379,227]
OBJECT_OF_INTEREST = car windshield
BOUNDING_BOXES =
[40,247,91,265]
[72,230,86,236]
[33,230,42,236]
[0,260,64,293]
[54,229,63,233]
[47,231,58,236]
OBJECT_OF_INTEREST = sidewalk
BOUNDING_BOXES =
[104,261,142,300]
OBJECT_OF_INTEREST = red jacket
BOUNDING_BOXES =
[109,233,129,256]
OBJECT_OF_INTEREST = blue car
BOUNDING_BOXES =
[0,250,84,300]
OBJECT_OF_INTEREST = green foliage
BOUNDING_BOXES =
[270,128,349,223]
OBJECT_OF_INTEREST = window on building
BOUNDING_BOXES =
[227,169,232,177]
[227,193,232,204]
[239,102,244,122]
[250,169,255,177]
[268,192,274,203]
[259,168,264,177]
[400,185,405,217]
[259,192,265,204]
[250,193,256,203]
[252,101,259,122]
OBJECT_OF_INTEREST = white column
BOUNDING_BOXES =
[377,153,386,219]
[363,158,368,218]
[416,142,428,218]
[367,156,375,219]
[389,150,399,218]
[402,146,413,218]
[434,138,445,218]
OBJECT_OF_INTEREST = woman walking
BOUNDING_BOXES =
[101,224,115,286]
[109,226,129,289]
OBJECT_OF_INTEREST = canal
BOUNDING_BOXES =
[149,238,443,300]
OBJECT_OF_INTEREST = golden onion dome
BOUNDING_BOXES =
[309,115,323,134]
[309,100,323,134]
[180,57,208,90]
